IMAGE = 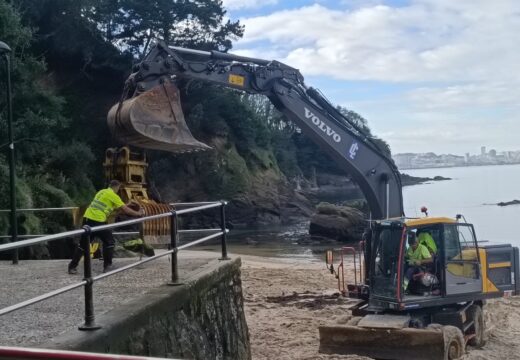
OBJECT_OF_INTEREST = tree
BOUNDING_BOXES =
[84,0,244,57]
[0,1,96,236]
[337,105,392,157]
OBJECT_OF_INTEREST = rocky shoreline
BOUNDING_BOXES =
[219,172,452,243]
[400,173,451,186]
[308,203,364,242]
[304,173,451,242]
[5,171,451,260]
[497,199,520,206]
[219,172,448,229]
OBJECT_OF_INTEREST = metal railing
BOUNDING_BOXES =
[0,207,79,213]
[0,346,180,359]
[0,200,229,330]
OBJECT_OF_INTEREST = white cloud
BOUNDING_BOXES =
[235,1,520,83]
[359,92,520,154]
[222,0,278,11]
[230,1,520,154]
[381,115,520,154]
[407,83,520,110]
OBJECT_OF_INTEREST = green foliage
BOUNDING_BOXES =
[0,159,38,234]
[182,85,273,159]
[201,145,251,198]
[0,0,391,243]
[45,142,96,203]
[337,105,392,156]
[337,105,372,135]
[0,1,95,238]
[83,0,244,56]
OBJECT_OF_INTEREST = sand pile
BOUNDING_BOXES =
[240,255,520,360]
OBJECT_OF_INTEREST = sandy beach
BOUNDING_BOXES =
[239,254,520,360]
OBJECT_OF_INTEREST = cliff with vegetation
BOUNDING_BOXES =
[0,0,394,244]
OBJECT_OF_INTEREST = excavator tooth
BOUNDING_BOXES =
[107,82,211,153]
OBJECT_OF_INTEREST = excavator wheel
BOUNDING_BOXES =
[107,82,211,153]
[442,326,465,360]
[467,304,486,348]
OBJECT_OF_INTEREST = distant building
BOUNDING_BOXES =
[393,153,415,168]
[393,148,520,170]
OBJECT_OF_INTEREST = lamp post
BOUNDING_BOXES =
[0,41,18,264]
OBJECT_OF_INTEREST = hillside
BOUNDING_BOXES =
[0,0,393,236]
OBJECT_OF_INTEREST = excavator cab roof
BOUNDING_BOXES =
[405,217,457,227]
[375,216,458,228]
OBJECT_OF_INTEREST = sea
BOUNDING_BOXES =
[195,164,520,259]
[403,164,520,247]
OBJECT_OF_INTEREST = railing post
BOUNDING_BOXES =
[219,201,230,260]
[168,210,182,286]
[79,225,101,330]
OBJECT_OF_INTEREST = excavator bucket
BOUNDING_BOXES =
[319,315,460,360]
[107,82,211,153]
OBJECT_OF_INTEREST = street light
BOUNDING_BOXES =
[0,40,18,264]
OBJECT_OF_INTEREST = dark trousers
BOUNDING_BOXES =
[68,218,115,270]
[405,266,421,281]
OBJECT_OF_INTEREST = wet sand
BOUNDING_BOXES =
[239,254,520,360]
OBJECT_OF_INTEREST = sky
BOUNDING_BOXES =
[221,0,520,155]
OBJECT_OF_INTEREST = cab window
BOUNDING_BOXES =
[444,224,479,281]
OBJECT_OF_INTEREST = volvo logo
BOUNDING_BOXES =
[304,108,341,143]
[349,142,359,159]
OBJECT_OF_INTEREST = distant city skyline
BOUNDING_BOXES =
[393,147,520,170]
[395,146,520,158]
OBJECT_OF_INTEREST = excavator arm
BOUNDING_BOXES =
[109,41,404,219]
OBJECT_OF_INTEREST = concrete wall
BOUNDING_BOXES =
[45,258,251,360]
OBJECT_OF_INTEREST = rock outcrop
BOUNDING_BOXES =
[497,199,520,206]
[400,173,451,186]
[309,202,365,242]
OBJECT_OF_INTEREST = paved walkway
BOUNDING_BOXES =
[0,250,221,347]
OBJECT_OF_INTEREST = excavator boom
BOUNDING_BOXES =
[108,40,404,220]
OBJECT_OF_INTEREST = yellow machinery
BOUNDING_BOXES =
[103,147,172,244]
[321,216,520,359]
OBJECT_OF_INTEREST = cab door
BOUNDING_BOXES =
[443,224,482,296]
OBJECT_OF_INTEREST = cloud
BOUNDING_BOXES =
[407,83,520,110]
[222,0,278,11]
[235,1,520,83]
[373,101,520,154]
[231,1,520,153]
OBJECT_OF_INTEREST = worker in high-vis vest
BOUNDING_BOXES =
[404,232,432,292]
[417,230,437,255]
[68,180,143,274]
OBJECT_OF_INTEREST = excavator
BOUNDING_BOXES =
[107,40,520,360]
